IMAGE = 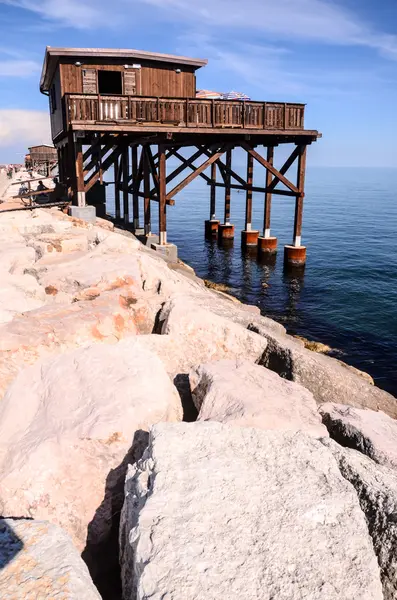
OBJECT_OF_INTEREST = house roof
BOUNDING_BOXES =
[40,47,208,92]
[28,144,56,150]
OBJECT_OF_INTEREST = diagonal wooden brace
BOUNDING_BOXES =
[241,142,299,194]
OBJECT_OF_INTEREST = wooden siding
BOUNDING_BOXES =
[59,60,195,98]
[49,69,63,139]
[29,145,57,162]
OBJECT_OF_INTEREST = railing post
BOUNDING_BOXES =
[186,98,189,127]
[242,101,245,129]
[157,97,160,122]
[212,99,215,128]
[284,102,287,129]
[263,102,267,129]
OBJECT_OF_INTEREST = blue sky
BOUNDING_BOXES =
[0,0,396,166]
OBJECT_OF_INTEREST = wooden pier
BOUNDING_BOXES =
[40,46,320,265]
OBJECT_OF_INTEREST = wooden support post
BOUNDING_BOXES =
[132,146,140,230]
[284,144,307,267]
[218,148,234,240]
[114,157,121,220]
[264,146,274,237]
[122,145,130,223]
[158,144,167,245]
[242,150,259,247]
[293,145,307,247]
[75,139,85,207]
[210,161,216,220]
[143,147,151,235]
[224,148,232,224]
[205,161,220,237]
[245,151,254,231]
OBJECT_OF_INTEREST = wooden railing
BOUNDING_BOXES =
[65,94,305,130]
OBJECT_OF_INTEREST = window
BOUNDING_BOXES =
[98,70,123,95]
[50,84,57,113]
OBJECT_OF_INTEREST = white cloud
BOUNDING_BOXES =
[0,59,40,77]
[1,0,120,29]
[4,0,397,61]
[180,35,394,100]
[0,110,51,148]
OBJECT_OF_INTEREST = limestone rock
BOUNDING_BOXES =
[0,286,157,401]
[192,288,286,334]
[0,342,182,591]
[28,231,90,258]
[256,326,397,418]
[190,359,327,437]
[120,422,382,600]
[0,519,101,599]
[322,438,397,600]
[159,294,268,365]
[0,242,36,275]
[0,273,46,324]
[320,403,397,469]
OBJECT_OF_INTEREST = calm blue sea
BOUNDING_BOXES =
[106,166,397,396]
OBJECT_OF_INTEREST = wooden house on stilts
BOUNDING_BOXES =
[40,46,320,265]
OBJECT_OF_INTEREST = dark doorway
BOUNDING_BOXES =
[98,71,123,95]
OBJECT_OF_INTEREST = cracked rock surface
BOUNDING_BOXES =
[120,422,382,600]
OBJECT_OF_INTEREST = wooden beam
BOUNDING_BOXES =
[158,144,167,244]
[114,156,121,220]
[146,146,159,194]
[149,147,204,197]
[143,147,151,235]
[136,191,175,205]
[132,146,140,229]
[166,147,227,201]
[122,145,130,223]
[83,138,116,176]
[200,147,246,187]
[172,149,212,184]
[293,145,307,247]
[267,145,301,192]
[210,161,216,219]
[75,139,85,207]
[264,146,274,237]
[245,151,253,230]
[82,134,111,162]
[241,142,299,194]
[212,182,297,196]
[84,144,125,193]
[224,148,232,224]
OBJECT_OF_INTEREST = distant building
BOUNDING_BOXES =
[26,144,58,175]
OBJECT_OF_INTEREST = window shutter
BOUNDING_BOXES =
[82,69,97,94]
[124,70,137,95]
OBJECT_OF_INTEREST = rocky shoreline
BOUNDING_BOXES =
[0,203,396,599]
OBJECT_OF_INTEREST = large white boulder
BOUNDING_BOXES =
[0,241,36,275]
[322,438,397,600]
[0,519,101,599]
[320,403,397,469]
[190,359,327,437]
[159,294,268,366]
[0,273,46,324]
[256,326,397,418]
[0,341,182,592]
[120,422,382,600]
